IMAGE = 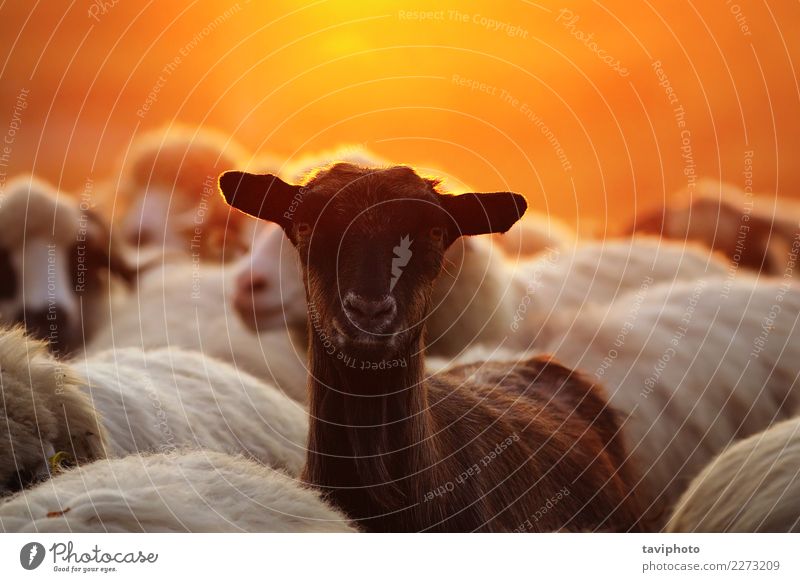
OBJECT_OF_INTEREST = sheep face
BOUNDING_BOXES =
[0,177,134,355]
[220,162,526,359]
[232,224,307,332]
[119,128,251,261]
[121,183,196,250]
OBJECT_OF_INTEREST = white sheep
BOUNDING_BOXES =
[0,450,355,532]
[508,237,731,347]
[546,275,800,514]
[0,175,134,355]
[115,126,255,262]
[76,346,308,473]
[629,179,800,277]
[666,416,800,532]
[1,326,308,494]
[0,327,107,492]
[232,223,307,334]
[87,260,308,402]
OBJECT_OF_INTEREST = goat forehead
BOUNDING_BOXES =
[308,207,428,245]
[339,205,410,237]
[312,191,440,238]
[307,165,437,210]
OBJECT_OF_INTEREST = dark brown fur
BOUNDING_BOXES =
[304,348,648,532]
[219,162,651,532]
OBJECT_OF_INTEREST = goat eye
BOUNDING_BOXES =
[296,222,311,237]
[429,227,444,242]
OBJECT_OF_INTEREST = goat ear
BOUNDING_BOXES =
[218,171,300,229]
[440,191,527,237]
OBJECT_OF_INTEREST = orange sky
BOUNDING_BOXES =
[0,0,798,233]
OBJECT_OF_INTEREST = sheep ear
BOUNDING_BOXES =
[218,171,300,229]
[85,209,138,286]
[440,192,527,237]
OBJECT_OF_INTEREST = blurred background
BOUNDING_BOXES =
[0,0,798,233]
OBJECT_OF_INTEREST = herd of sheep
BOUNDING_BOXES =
[0,126,798,532]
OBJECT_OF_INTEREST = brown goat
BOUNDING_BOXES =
[219,163,648,532]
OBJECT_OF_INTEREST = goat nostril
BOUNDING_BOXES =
[344,297,365,317]
[343,293,397,327]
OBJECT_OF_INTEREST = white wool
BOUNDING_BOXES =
[515,237,730,313]
[88,260,308,403]
[74,346,308,475]
[0,327,107,492]
[430,236,719,355]
[667,417,800,532]
[547,276,800,512]
[425,236,524,356]
[509,237,731,347]
[1,324,307,494]
[492,213,575,259]
[0,450,354,533]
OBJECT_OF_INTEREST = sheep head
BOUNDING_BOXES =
[0,176,136,356]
